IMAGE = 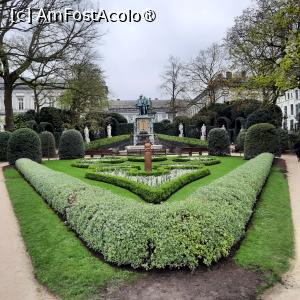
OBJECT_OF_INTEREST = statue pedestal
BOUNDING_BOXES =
[133,115,155,145]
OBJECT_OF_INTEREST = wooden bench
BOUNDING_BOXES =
[85,149,114,158]
[180,147,208,156]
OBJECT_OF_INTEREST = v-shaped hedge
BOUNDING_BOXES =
[16,153,273,270]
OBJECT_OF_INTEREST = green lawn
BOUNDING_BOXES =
[234,167,294,290]
[44,156,246,203]
[4,167,138,300]
[4,157,293,299]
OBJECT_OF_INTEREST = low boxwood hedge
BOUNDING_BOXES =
[85,135,130,151]
[156,134,208,147]
[86,167,210,203]
[16,153,273,270]
[127,156,167,162]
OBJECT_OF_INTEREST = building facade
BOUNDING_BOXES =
[277,88,300,131]
[0,79,63,129]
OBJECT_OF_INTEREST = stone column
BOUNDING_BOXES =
[144,142,152,172]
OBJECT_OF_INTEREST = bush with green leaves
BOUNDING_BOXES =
[127,156,167,162]
[244,123,280,160]
[7,128,42,164]
[156,134,208,147]
[40,131,56,158]
[208,128,230,156]
[85,135,130,151]
[0,131,11,161]
[16,153,273,269]
[59,129,85,160]
[235,130,247,152]
[277,128,289,153]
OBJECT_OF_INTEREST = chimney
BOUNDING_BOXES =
[117,98,120,101]
[241,70,247,79]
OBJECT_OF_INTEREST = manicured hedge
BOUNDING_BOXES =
[16,153,273,270]
[127,156,167,162]
[156,134,208,147]
[86,167,210,203]
[40,131,56,158]
[85,135,130,151]
[208,128,230,156]
[7,128,42,164]
[59,129,85,160]
[244,123,280,160]
[277,128,289,153]
[0,131,11,161]
[235,130,247,152]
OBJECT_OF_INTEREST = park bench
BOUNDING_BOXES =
[179,147,208,156]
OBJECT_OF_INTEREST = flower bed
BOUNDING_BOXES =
[86,166,210,202]
[16,153,273,270]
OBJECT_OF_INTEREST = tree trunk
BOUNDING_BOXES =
[4,80,14,131]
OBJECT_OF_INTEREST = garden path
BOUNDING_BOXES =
[262,154,300,300]
[0,163,57,300]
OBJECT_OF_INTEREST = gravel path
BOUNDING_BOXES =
[0,163,57,300]
[262,154,300,300]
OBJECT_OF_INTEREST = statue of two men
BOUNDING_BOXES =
[136,95,151,115]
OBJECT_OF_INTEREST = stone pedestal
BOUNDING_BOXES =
[144,142,152,172]
[134,115,155,145]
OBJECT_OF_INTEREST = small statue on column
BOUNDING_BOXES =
[107,124,112,138]
[144,142,152,172]
[84,126,90,143]
[200,124,206,140]
[179,123,184,137]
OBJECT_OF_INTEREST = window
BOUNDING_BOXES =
[17,96,24,111]
[290,119,294,130]
[296,90,299,100]
[287,93,290,100]
[296,104,300,115]
[291,104,294,115]
[284,106,287,116]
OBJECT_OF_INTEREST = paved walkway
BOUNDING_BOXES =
[262,154,300,299]
[0,163,57,300]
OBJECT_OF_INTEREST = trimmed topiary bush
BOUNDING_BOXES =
[7,128,42,164]
[40,131,56,158]
[277,128,289,153]
[16,153,273,269]
[59,129,85,159]
[235,130,247,152]
[208,128,230,156]
[244,123,280,160]
[0,131,12,161]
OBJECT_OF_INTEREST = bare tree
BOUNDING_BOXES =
[185,43,226,104]
[0,0,98,130]
[160,56,187,121]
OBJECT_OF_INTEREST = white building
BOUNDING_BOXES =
[277,88,300,131]
[0,79,63,129]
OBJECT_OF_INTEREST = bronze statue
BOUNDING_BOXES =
[136,95,151,115]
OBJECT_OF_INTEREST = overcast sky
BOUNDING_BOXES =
[96,0,253,100]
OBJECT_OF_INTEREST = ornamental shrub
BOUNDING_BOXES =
[277,128,289,153]
[244,123,280,160]
[245,107,282,129]
[7,128,42,164]
[16,153,273,269]
[40,131,56,158]
[235,130,247,152]
[208,128,230,156]
[0,131,11,161]
[59,129,85,159]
